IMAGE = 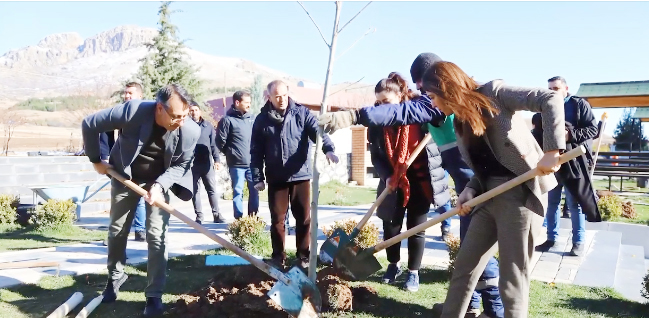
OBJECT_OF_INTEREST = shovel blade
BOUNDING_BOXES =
[268,266,322,317]
[333,244,382,281]
[318,228,351,265]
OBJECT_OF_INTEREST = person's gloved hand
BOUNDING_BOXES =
[325,152,339,164]
[317,110,358,134]
[254,182,266,191]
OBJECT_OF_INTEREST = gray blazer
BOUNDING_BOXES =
[458,80,566,217]
[81,100,200,201]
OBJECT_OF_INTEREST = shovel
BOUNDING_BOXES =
[106,169,321,318]
[333,146,587,280]
[319,133,433,264]
[589,112,608,180]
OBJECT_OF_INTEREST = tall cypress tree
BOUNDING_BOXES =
[614,108,648,151]
[248,74,265,115]
[130,1,204,104]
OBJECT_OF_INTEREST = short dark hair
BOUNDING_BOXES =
[125,82,143,93]
[547,76,567,85]
[233,90,251,103]
[532,112,542,129]
[156,84,191,109]
[189,100,200,107]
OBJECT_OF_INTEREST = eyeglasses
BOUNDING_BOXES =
[162,105,188,123]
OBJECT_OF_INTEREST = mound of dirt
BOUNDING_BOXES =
[166,265,288,318]
[168,265,378,317]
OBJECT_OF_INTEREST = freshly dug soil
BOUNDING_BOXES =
[168,265,379,317]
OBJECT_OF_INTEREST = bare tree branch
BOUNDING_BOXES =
[335,27,376,61]
[327,76,365,97]
[297,1,330,47]
[337,1,372,33]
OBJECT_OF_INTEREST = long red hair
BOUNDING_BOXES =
[421,61,499,136]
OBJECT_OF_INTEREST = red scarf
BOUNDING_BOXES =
[384,125,412,206]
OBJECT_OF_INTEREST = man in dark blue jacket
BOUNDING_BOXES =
[188,102,224,224]
[536,76,599,256]
[216,90,259,219]
[251,80,339,269]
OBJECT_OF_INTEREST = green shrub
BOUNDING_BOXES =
[642,270,649,302]
[0,195,19,224]
[597,194,623,221]
[444,233,461,275]
[227,215,271,256]
[322,218,380,249]
[29,199,77,229]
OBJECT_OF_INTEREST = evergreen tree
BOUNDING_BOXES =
[614,108,648,151]
[128,1,204,104]
[248,74,265,115]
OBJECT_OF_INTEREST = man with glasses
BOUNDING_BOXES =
[82,84,200,317]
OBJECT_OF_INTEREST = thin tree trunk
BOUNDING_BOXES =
[308,1,342,282]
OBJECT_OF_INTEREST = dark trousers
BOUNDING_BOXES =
[191,163,220,221]
[382,178,432,271]
[268,180,311,260]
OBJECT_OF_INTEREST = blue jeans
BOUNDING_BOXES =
[229,167,260,219]
[444,146,503,317]
[546,184,585,244]
[434,192,453,230]
[131,197,145,233]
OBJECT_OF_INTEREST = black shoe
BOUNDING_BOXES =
[432,303,444,318]
[441,227,450,241]
[134,231,145,242]
[264,257,285,269]
[569,243,584,257]
[101,273,128,303]
[213,215,226,223]
[143,297,164,317]
[195,219,203,225]
[295,257,309,273]
[535,240,556,252]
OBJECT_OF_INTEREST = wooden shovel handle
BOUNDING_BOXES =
[107,169,291,285]
[0,261,59,270]
[355,133,433,231]
[372,146,587,253]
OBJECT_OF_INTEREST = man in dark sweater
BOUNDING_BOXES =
[82,84,200,317]
[188,102,224,224]
[100,82,146,241]
[216,90,259,219]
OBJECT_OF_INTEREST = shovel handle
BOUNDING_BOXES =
[372,146,587,253]
[589,112,608,180]
[354,133,433,231]
[0,261,59,270]
[106,169,291,286]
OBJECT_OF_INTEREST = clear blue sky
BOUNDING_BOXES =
[1,1,648,136]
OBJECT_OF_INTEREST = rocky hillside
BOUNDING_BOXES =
[0,25,304,102]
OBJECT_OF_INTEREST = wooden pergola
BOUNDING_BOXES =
[575,80,649,121]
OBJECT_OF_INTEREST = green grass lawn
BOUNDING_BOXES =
[0,224,107,252]
[1,249,647,318]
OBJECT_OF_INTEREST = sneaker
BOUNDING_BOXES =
[143,297,164,317]
[101,273,128,303]
[535,240,555,252]
[404,271,419,292]
[441,227,450,241]
[381,263,403,284]
[213,215,226,224]
[134,231,145,242]
[569,243,584,257]
[264,257,285,269]
[295,257,309,273]
[195,219,203,225]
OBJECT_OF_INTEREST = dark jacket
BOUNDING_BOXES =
[564,95,598,165]
[99,132,111,161]
[251,98,335,184]
[368,124,450,220]
[192,117,220,168]
[216,106,255,168]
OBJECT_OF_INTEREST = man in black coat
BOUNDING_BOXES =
[188,101,224,224]
[250,80,339,270]
[536,76,601,257]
